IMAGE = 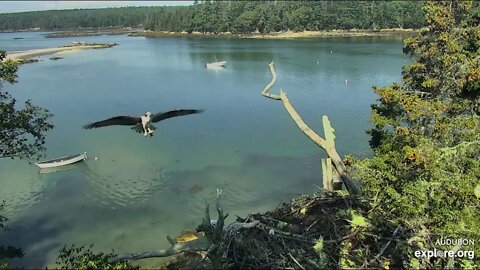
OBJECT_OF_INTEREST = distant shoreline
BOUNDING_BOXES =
[3,28,417,39]
[44,27,142,38]
[129,29,416,39]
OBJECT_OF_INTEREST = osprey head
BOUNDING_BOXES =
[145,112,152,117]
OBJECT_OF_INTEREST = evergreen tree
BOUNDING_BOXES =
[353,1,479,268]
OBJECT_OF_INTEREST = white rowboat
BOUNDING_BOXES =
[35,152,87,169]
[205,61,227,69]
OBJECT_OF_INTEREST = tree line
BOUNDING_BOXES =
[0,7,155,31]
[0,1,425,33]
[147,1,425,33]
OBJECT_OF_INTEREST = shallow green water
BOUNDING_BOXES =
[0,32,408,268]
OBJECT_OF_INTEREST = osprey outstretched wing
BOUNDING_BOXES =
[151,109,204,123]
[83,116,141,129]
[83,109,203,137]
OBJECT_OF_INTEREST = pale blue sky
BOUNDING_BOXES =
[0,1,193,14]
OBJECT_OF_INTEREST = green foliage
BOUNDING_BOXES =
[56,244,139,270]
[475,184,480,199]
[337,208,371,230]
[0,246,24,270]
[0,1,426,33]
[349,211,370,229]
[0,50,54,160]
[338,241,356,268]
[313,236,324,253]
[353,1,480,268]
[312,236,328,268]
[0,52,17,84]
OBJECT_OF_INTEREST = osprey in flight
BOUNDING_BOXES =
[83,109,203,137]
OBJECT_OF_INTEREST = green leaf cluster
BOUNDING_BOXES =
[0,246,24,270]
[56,244,138,270]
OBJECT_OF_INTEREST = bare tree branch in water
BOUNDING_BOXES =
[109,239,210,262]
[261,61,359,195]
[110,189,259,265]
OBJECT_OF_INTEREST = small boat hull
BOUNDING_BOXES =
[205,61,227,69]
[35,152,87,169]
[38,162,87,174]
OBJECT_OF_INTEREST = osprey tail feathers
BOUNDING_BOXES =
[131,123,156,134]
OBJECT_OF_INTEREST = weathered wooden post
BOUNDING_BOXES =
[332,169,343,190]
[321,116,343,191]
[321,158,333,191]
[261,61,359,195]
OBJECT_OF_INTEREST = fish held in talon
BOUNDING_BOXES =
[82,109,204,137]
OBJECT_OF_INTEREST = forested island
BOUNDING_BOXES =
[0,1,425,34]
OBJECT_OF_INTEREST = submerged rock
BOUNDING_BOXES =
[13,58,39,65]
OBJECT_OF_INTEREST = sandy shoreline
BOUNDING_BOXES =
[129,29,416,39]
[6,43,117,61]
[7,46,91,59]
[249,29,415,39]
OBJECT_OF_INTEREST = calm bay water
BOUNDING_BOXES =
[0,32,408,268]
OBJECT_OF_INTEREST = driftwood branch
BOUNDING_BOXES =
[110,190,227,264]
[373,226,401,261]
[249,217,314,243]
[110,237,209,262]
[288,253,306,270]
[261,62,281,100]
[225,220,260,232]
[198,189,227,244]
[215,188,226,236]
[261,61,359,195]
[166,235,176,246]
[111,189,258,265]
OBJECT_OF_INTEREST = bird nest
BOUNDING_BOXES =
[161,192,401,270]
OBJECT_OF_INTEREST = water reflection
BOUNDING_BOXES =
[190,51,275,63]
[162,153,322,221]
[0,211,67,268]
[49,147,168,208]
[0,164,46,217]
